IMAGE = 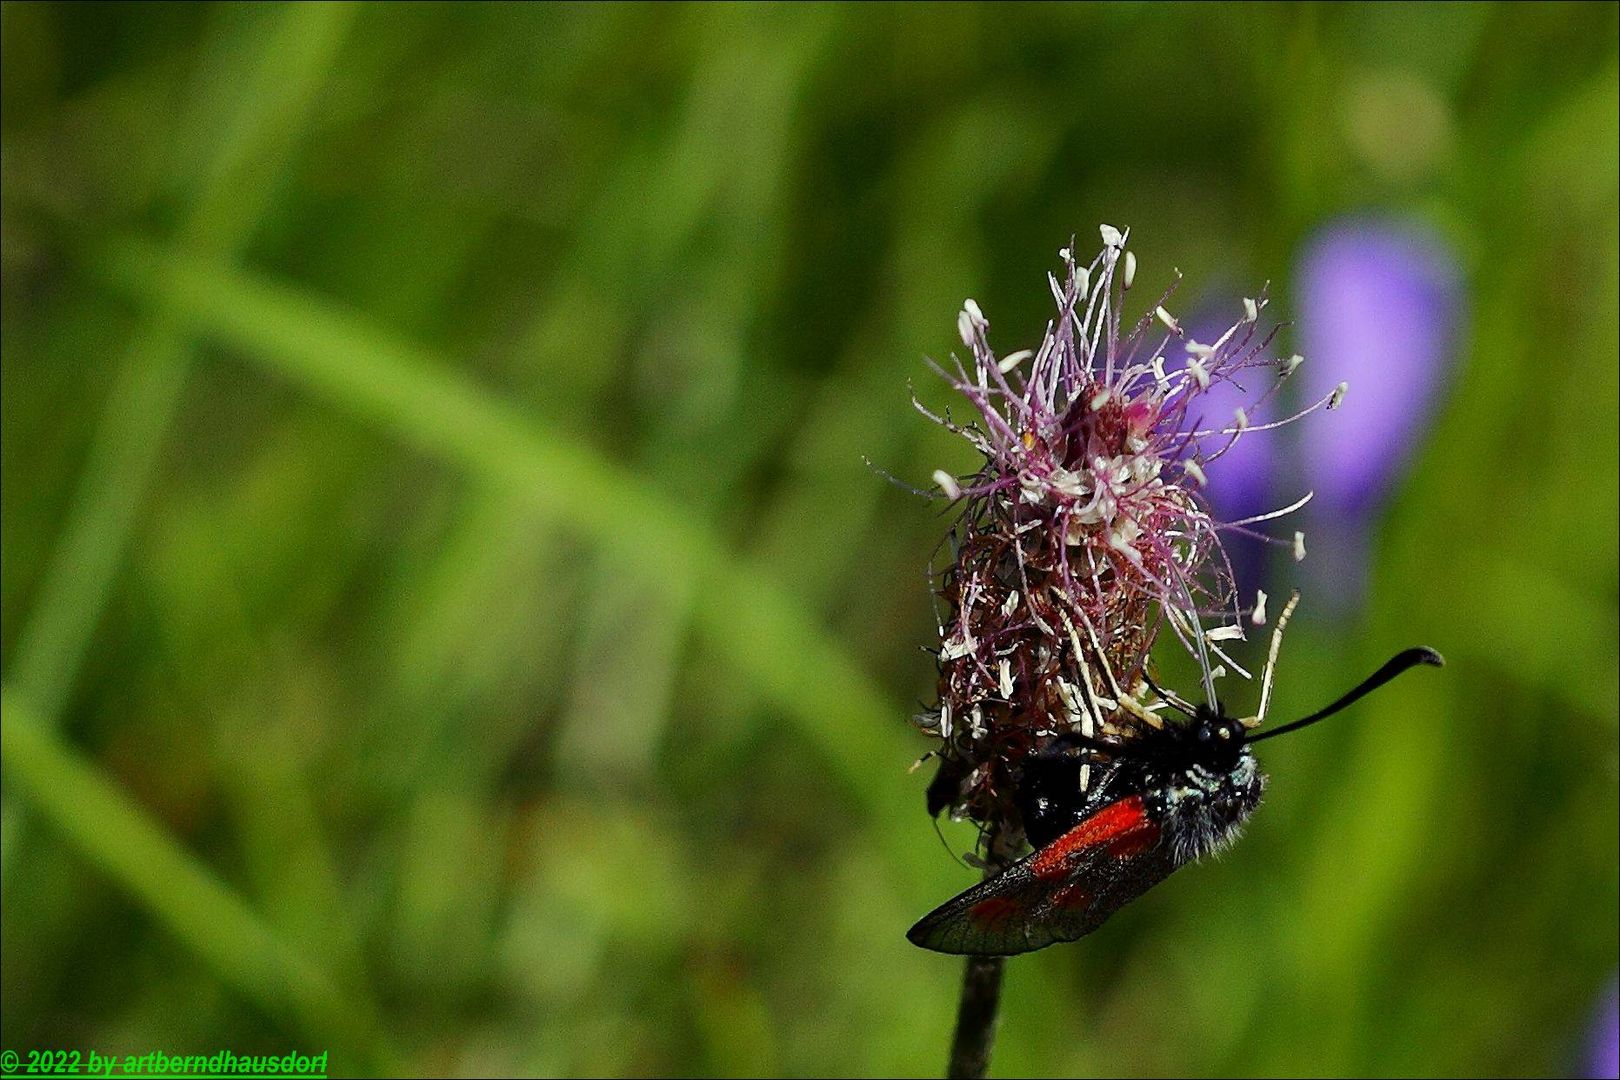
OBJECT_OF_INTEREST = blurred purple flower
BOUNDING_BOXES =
[1590,978,1619,1080]
[1296,218,1462,609]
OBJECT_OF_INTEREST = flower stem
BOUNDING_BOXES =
[946,953,1005,1079]
[945,826,1015,1078]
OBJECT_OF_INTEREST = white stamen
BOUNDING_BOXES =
[1058,247,1071,261]
[1329,381,1349,409]
[1089,389,1111,411]
[1099,223,1124,248]
[1293,530,1307,562]
[963,298,985,326]
[939,703,952,740]
[1185,340,1215,358]
[1210,664,1228,680]
[1057,611,1106,737]
[1223,489,1314,529]
[941,629,976,660]
[1251,591,1301,725]
[1283,353,1304,375]
[1155,305,1179,332]
[1001,590,1019,616]
[999,659,1014,698]
[998,349,1033,373]
[1233,407,1249,431]
[957,310,975,348]
[1123,250,1137,289]
[1206,625,1246,642]
[1242,297,1258,322]
[1076,266,1091,301]
[1184,459,1207,486]
[1079,762,1091,791]
[1252,589,1269,626]
[1186,357,1210,390]
[1108,530,1144,565]
[932,469,962,500]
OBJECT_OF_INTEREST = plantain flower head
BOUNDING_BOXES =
[918,226,1340,839]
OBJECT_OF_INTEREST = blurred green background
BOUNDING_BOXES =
[2,2,1616,1077]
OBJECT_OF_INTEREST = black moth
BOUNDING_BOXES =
[909,606,1443,956]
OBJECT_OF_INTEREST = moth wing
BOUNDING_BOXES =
[907,795,1178,956]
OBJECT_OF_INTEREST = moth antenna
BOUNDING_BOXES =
[1243,591,1300,728]
[1248,647,1445,743]
[1140,664,1196,718]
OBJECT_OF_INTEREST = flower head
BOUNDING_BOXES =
[919,227,1333,838]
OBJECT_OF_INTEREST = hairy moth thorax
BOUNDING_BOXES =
[1015,706,1266,865]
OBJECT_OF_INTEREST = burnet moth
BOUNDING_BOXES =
[909,595,1443,956]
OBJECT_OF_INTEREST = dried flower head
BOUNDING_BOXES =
[918,226,1342,844]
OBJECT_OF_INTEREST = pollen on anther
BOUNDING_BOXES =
[1123,250,1137,289]
[933,470,962,500]
[1252,589,1268,626]
[998,349,1033,374]
[1155,306,1179,332]
[1242,297,1258,322]
[1184,459,1207,486]
[1293,530,1307,562]
[1329,381,1349,409]
[1186,357,1210,390]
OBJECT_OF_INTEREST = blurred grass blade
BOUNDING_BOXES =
[1,688,397,1072]
[2,2,358,881]
[7,0,357,726]
[4,323,190,721]
[89,237,920,840]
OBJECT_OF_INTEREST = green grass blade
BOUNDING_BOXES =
[1,688,398,1073]
[89,237,920,843]
[2,4,360,888]
[7,0,358,725]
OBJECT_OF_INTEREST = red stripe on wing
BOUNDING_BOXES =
[1030,795,1159,879]
[1052,882,1093,910]
[968,896,1022,926]
[1105,824,1161,858]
